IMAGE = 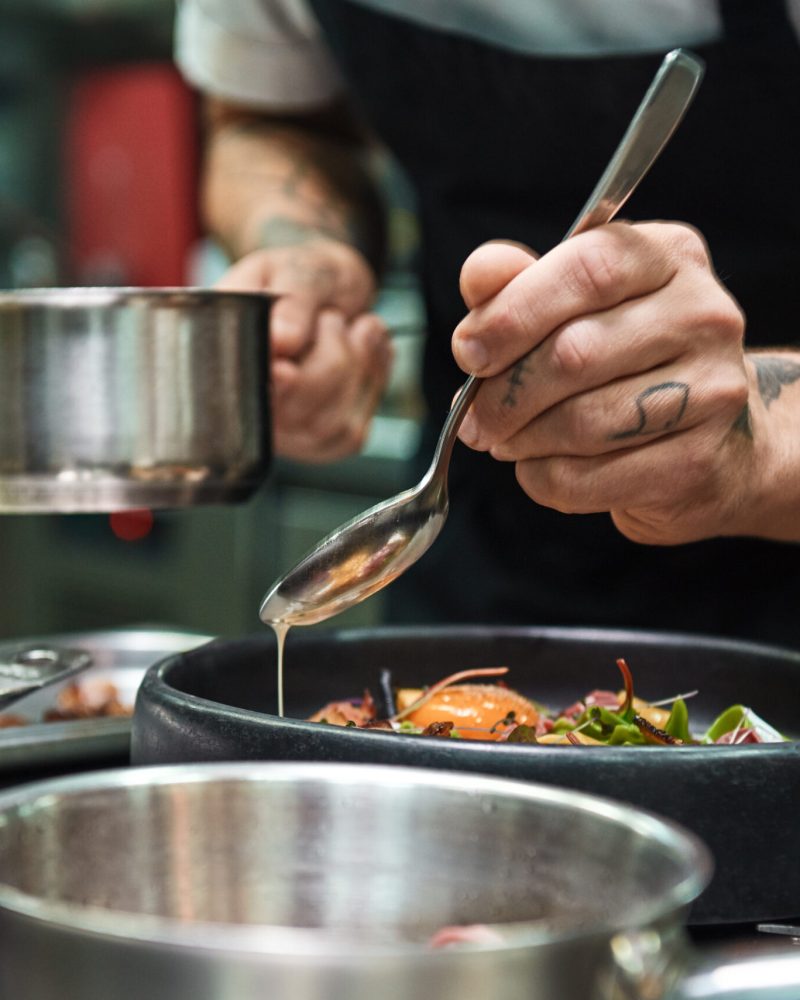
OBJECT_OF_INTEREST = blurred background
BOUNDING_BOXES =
[0,0,426,640]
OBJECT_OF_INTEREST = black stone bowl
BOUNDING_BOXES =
[131,625,800,926]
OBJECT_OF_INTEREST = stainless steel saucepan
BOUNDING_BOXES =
[0,287,272,511]
[0,762,797,999]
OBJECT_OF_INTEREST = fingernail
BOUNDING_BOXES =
[455,336,489,373]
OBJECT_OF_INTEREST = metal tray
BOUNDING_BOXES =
[0,629,212,773]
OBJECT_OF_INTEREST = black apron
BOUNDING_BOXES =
[309,0,800,646]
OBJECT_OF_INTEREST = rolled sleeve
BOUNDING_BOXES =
[175,0,344,109]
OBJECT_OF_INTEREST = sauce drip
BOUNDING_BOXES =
[270,622,290,718]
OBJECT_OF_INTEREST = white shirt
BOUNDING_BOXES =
[175,0,800,109]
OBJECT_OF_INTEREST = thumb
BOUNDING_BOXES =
[460,239,537,310]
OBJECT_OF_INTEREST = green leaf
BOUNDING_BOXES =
[665,698,691,743]
[607,724,645,746]
[703,704,747,743]
[552,717,577,733]
[703,704,786,743]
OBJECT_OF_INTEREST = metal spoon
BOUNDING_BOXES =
[0,646,93,710]
[259,48,705,628]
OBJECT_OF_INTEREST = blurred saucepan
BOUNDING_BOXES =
[0,287,271,511]
[0,763,797,1000]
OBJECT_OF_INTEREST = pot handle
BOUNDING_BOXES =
[0,645,93,710]
[665,945,800,1000]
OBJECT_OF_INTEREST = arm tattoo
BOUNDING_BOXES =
[260,215,350,249]
[609,381,689,440]
[732,403,753,439]
[218,117,386,271]
[752,356,800,408]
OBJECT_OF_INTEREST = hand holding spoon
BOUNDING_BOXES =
[259,48,705,629]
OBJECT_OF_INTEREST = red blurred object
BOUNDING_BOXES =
[109,509,155,542]
[64,64,200,287]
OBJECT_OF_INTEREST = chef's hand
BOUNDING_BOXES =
[450,222,781,545]
[217,240,392,462]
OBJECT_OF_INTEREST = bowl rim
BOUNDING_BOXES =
[143,623,800,761]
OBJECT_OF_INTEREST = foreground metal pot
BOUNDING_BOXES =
[0,763,796,1000]
[0,762,701,1000]
[0,287,271,511]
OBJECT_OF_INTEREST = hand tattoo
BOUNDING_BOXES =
[609,381,689,440]
[752,356,800,408]
[502,355,534,407]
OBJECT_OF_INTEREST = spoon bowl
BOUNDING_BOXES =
[259,48,705,628]
[260,378,479,625]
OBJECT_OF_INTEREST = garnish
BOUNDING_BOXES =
[391,667,510,723]
[306,660,787,748]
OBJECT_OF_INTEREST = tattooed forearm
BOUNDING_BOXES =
[752,356,800,408]
[609,381,689,440]
[260,215,354,250]
[204,105,387,272]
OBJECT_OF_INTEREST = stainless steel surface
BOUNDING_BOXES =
[758,925,800,940]
[666,948,800,1000]
[0,287,271,511]
[258,48,705,628]
[0,645,91,709]
[0,628,212,771]
[0,762,709,1000]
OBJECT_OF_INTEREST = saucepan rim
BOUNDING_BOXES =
[0,286,272,308]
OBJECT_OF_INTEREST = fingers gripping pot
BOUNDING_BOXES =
[0,288,272,511]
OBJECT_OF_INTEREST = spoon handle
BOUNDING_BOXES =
[437,48,705,470]
[566,48,704,238]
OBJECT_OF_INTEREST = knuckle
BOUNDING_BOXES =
[690,290,746,348]
[710,293,746,343]
[522,457,580,513]
[565,238,625,302]
[714,370,750,419]
[670,222,711,267]
[549,320,595,380]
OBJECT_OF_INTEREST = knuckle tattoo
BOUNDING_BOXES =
[609,381,690,441]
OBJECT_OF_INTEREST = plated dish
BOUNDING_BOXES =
[0,629,212,774]
[309,657,786,746]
